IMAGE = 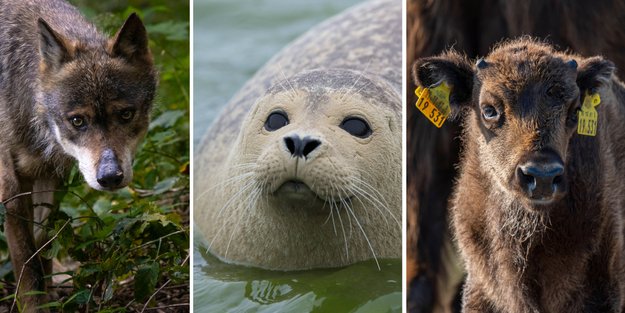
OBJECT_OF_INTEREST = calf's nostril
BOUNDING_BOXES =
[517,167,537,192]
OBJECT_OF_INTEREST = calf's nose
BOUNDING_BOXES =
[516,161,564,201]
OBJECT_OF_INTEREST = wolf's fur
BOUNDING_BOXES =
[0,0,157,310]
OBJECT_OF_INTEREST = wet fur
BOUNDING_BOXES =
[0,0,156,310]
[195,0,402,270]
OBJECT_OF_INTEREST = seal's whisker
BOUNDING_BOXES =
[352,178,400,227]
[346,203,380,270]
[321,198,336,233]
[196,171,255,201]
[278,63,298,100]
[339,58,373,102]
[354,175,393,210]
[351,185,395,227]
[335,194,350,260]
[208,180,259,251]
[224,182,262,258]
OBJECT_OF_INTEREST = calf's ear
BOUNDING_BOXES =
[577,56,615,93]
[412,51,475,117]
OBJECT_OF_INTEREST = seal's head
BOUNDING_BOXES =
[243,69,400,213]
[201,69,401,270]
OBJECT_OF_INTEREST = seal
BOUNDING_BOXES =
[195,0,401,270]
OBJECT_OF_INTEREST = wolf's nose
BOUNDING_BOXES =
[97,149,124,188]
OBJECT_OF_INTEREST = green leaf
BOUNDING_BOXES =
[37,301,62,309]
[134,262,160,301]
[147,21,189,41]
[63,289,91,306]
[149,110,185,130]
[152,177,179,195]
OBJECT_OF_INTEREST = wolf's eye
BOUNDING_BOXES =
[70,116,85,129]
[120,109,134,121]
[340,117,371,138]
[264,111,289,131]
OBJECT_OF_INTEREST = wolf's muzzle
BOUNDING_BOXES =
[96,149,124,189]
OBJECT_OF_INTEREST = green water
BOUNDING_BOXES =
[193,1,401,311]
[193,231,401,313]
[193,0,362,148]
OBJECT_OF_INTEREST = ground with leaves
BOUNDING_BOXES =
[0,1,189,312]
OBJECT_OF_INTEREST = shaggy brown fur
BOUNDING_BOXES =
[406,1,625,312]
[414,38,625,312]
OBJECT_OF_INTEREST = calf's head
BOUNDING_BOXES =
[413,40,614,207]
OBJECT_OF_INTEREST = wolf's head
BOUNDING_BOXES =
[37,14,158,191]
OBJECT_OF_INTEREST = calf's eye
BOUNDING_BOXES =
[481,105,500,121]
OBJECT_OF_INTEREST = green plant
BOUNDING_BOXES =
[0,1,190,311]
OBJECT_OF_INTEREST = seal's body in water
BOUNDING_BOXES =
[195,0,401,270]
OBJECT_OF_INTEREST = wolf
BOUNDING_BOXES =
[0,0,157,310]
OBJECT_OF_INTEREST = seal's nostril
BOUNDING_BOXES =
[302,137,321,157]
[284,135,320,158]
[284,137,296,155]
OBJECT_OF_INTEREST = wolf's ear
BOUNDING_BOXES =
[110,13,152,64]
[577,56,615,93]
[412,51,475,117]
[38,18,74,71]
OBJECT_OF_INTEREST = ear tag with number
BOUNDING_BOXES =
[415,81,451,128]
[577,92,600,136]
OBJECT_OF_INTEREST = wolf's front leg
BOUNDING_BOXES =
[32,179,58,281]
[2,169,48,312]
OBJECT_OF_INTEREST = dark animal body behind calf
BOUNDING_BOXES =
[0,0,157,311]
[414,39,625,312]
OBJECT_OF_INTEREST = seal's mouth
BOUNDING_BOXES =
[273,179,352,204]
[274,180,317,200]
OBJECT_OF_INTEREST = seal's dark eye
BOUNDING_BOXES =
[265,111,289,131]
[481,105,499,121]
[340,117,371,138]
[70,116,86,129]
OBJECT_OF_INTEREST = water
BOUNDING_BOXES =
[193,0,361,148]
[193,1,401,312]
[193,231,402,313]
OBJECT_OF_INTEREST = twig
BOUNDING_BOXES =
[140,253,189,313]
[11,219,71,313]
[129,230,185,252]
[145,303,189,310]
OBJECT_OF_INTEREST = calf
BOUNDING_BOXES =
[413,38,625,312]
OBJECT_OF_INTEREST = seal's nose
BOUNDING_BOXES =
[284,135,321,158]
[96,149,124,188]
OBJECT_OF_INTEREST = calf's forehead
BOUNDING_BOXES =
[480,45,575,91]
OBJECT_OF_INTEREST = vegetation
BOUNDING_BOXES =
[0,1,190,311]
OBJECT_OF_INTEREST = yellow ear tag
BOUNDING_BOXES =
[577,92,600,136]
[415,81,451,128]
